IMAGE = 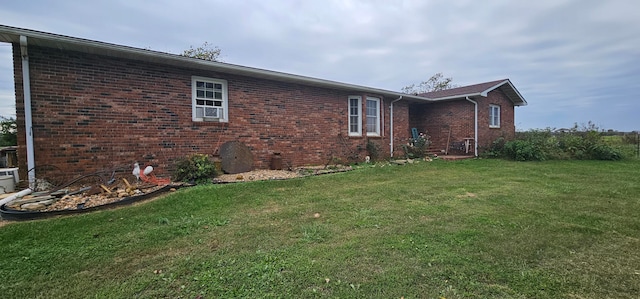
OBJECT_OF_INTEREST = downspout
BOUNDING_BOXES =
[465,96,478,156]
[389,96,403,157]
[20,35,36,187]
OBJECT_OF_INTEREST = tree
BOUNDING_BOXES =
[181,42,222,62]
[0,117,17,146]
[401,73,458,94]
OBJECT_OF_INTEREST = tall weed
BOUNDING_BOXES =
[488,122,623,161]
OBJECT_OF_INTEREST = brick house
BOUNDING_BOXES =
[412,80,527,155]
[0,25,526,184]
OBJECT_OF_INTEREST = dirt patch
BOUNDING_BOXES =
[213,165,352,183]
[214,170,303,183]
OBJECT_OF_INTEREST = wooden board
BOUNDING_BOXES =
[219,141,254,174]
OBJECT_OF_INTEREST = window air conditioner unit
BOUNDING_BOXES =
[0,167,19,184]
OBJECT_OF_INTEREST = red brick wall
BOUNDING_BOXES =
[410,100,475,154]
[476,89,516,149]
[409,90,516,155]
[12,45,409,179]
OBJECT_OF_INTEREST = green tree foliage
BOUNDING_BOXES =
[401,73,458,94]
[181,42,222,62]
[0,117,17,146]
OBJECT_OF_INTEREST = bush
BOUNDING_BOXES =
[622,133,639,145]
[481,137,506,158]
[503,139,547,161]
[491,122,627,161]
[589,143,622,160]
[366,140,381,161]
[401,131,432,158]
[172,154,217,184]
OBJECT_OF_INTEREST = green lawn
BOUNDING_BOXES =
[1,159,639,298]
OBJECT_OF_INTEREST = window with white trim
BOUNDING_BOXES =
[489,104,500,128]
[366,97,380,136]
[348,96,362,136]
[192,76,228,122]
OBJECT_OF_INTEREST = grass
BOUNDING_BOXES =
[1,159,639,298]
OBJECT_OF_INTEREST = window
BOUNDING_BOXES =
[192,76,228,122]
[366,97,380,136]
[489,104,500,128]
[348,96,362,136]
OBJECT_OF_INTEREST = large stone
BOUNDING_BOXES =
[21,203,46,211]
[219,141,254,174]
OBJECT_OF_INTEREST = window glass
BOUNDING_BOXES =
[366,97,380,135]
[348,97,361,136]
[489,105,500,127]
[193,77,228,122]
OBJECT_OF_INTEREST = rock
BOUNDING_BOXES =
[21,203,46,211]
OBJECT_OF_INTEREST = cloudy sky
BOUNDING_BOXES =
[0,0,638,131]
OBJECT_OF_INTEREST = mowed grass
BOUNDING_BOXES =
[1,159,639,298]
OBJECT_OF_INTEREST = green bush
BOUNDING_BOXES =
[366,140,381,161]
[492,122,626,161]
[589,143,622,160]
[622,133,639,145]
[503,139,547,161]
[172,154,217,184]
[401,131,432,158]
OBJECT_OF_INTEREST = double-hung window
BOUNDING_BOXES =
[192,76,228,122]
[489,104,500,128]
[366,97,381,136]
[348,96,362,136]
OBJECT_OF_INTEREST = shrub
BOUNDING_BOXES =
[366,140,381,161]
[503,139,547,161]
[401,131,432,158]
[621,132,639,146]
[172,154,217,184]
[491,123,627,161]
[589,143,622,160]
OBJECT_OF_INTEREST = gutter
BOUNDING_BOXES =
[465,96,478,157]
[389,96,403,157]
[0,25,433,103]
[20,35,36,187]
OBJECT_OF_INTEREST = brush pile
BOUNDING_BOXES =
[4,178,172,212]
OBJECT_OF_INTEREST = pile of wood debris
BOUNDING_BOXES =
[4,178,176,212]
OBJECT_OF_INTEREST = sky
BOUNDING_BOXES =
[0,0,638,131]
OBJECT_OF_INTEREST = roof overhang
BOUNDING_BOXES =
[0,24,430,102]
[428,79,527,106]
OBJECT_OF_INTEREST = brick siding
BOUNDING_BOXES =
[409,90,517,155]
[13,44,411,180]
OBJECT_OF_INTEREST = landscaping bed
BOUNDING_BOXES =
[213,165,353,183]
[0,184,177,221]
[0,165,353,221]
